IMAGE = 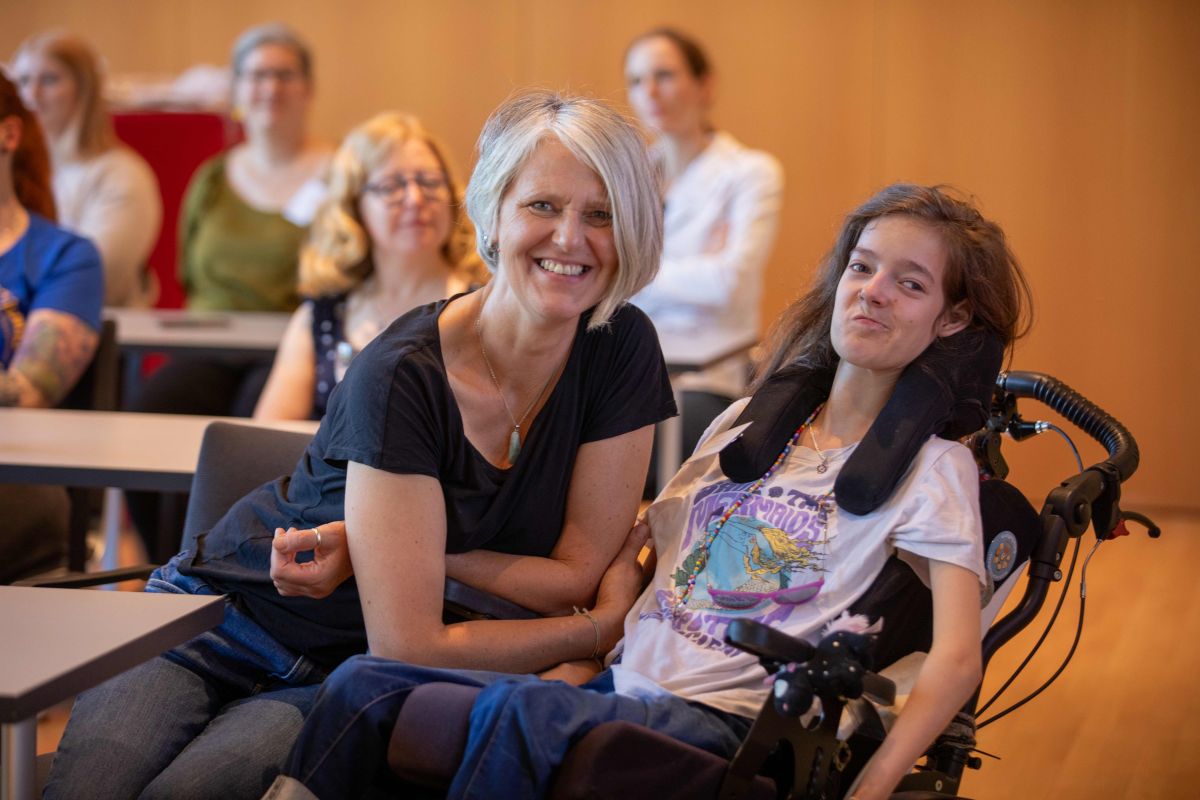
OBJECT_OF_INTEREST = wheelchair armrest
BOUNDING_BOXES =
[862,672,896,707]
[726,619,896,706]
[13,564,158,588]
[726,618,815,666]
[443,577,539,621]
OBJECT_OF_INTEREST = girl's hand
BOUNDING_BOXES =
[270,521,353,599]
[593,522,652,652]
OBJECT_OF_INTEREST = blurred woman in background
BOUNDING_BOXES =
[12,31,162,307]
[126,23,331,555]
[0,71,103,580]
[624,27,784,460]
[133,21,331,419]
[255,111,482,421]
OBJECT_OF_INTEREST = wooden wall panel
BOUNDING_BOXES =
[1,0,1196,511]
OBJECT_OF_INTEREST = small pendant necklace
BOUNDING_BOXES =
[474,306,566,464]
[809,421,831,474]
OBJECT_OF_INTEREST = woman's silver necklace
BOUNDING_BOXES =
[809,422,831,474]
[474,311,565,464]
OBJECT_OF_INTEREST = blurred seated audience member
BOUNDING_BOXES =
[0,70,103,581]
[126,22,330,555]
[132,21,331,418]
[624,27,784,457]
[255,111,483,421]
[12,31,163,307]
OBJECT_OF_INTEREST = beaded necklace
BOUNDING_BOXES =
[672,404,835,610]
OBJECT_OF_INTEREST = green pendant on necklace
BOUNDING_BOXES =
[508,428,522,463]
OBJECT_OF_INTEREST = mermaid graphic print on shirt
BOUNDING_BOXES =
[642,477,833,651]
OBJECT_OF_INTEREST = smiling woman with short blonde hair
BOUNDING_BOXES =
[466,90,662,328]
[45,90,678,800]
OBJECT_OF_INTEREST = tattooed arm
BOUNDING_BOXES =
[0,308,99,407]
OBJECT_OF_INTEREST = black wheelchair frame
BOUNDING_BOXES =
[715,370,1158,800]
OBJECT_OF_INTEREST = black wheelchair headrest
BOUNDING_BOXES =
[720,328,1005,515]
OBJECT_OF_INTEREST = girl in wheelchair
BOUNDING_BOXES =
[269,182,1033,800]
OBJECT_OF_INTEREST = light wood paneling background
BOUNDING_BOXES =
[6,6,1198,791]
[3,0,1195,512]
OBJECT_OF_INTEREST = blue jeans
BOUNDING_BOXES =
[285,655,750,800]
[44,553,327,800]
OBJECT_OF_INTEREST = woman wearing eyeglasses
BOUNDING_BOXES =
[126,22,332,556]
[254,112,483,421]
[181,22,330,319]
[129,22,331,420]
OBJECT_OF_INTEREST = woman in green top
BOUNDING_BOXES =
[127,23,332,555]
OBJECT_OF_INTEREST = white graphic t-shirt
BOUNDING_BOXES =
[612,398,986,720]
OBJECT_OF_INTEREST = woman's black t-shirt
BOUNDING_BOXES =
[181,294,677,668]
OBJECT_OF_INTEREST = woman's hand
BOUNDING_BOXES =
[592,522,652,653]
[270,521,353,599]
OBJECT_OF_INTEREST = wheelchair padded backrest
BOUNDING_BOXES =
[849,477,1042,665]
[180,421,313,552]
[721,328,1005,516]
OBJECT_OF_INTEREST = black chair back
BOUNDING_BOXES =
[56,318,119,570]
[59,318,118,412]
[180,422,312,551]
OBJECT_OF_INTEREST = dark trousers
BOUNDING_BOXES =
[0,483,68,583]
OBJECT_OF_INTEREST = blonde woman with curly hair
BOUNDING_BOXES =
[255,112,482,420]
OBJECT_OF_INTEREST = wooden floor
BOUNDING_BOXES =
[967,508,1199,799]
[36,511,1199,798]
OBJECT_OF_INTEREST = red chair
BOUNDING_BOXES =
[112,110,241,309]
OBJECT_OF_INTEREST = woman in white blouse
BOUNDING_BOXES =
[12,32,163,307]
[624,27,784,457]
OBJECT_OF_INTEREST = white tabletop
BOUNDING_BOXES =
[0,587,224,722]
[104,307,290,356]
[0,409,317,492]
[657,328,758,373]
